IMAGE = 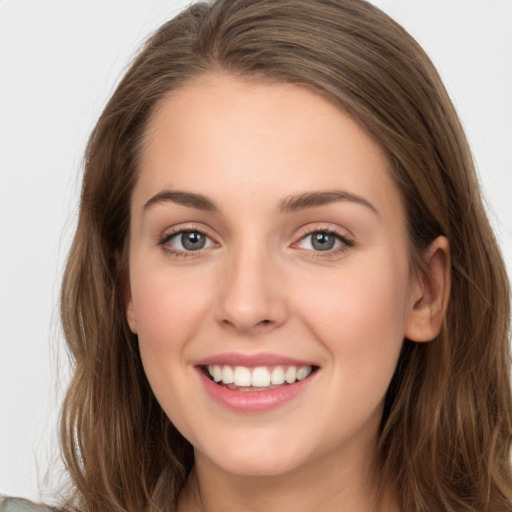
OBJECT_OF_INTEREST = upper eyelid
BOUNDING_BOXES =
[294,223,353,240]
[161,229,212,243]
[294,230,353,247]
[159,224,217,242]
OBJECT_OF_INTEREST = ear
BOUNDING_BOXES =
[117,247,138,334]
[405,236,451,342]
[124,280,138,334]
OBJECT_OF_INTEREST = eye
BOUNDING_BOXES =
[297,230,353,252]
[160,230,215,254]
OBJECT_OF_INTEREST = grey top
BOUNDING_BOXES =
[0,497,58,512]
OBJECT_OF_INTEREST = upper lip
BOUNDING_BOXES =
[195,352,317,368]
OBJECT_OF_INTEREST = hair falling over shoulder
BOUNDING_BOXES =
[59,1,512,511]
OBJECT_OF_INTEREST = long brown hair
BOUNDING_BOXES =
[60,1,512,510]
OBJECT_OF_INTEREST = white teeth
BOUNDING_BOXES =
[208,364,313,387]
[233,366,252,387]
[221,365,234,384]
[285,366,297,384]
[270,366,285,385]
[213,365,222,382]
[251,367,271,387]
[296,366,311,381]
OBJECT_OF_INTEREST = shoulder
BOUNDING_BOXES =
[0,497,61,512]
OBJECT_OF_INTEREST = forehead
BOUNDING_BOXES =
[135,73,402,221]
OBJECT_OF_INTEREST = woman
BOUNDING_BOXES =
[3,0,511,510]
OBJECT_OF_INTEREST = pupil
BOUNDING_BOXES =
[312,233,335,251]
[182,231,205,250]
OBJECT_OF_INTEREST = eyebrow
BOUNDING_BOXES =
[142,189,378,216]
[143,190,219,212]
[277,190,379,215]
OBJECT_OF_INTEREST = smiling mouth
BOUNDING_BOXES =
[203,364,318,392]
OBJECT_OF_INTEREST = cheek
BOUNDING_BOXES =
[300,252,410,376]
[131,272,208,429]
[131,269,211,351]
[129,268,216,412]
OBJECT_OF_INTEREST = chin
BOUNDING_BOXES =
[197,437,310,477]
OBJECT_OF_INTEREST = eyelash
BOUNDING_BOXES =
[294,227,354,258]
[158,227,216,259]
[158,227,354,259]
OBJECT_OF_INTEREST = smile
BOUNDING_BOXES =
[196,355,319,413]
[207,364,313,390]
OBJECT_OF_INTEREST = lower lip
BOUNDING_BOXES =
[197,369,316,413]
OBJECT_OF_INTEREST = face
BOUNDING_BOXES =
[126,74,421,478]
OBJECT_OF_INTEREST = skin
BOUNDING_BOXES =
[126,74,450,512]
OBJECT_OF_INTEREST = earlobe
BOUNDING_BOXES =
[126,298,138,334]
[405,236,451,343]
[124,280,138,334]
[118,249,137,333]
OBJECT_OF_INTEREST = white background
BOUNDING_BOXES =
[1,0,511,503]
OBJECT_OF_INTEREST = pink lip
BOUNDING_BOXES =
[195,358,318,413]
[195,352,315,368]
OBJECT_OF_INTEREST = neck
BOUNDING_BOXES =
[177,445,399,512]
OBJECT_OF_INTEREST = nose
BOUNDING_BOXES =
[215,244,288,336]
